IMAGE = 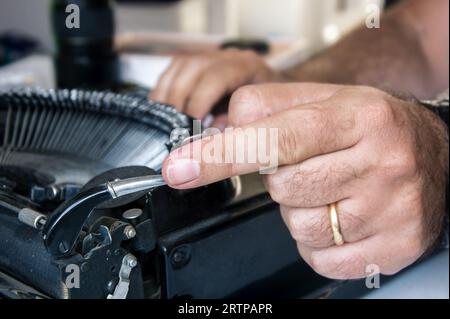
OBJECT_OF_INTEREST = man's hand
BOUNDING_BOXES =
[150,49,280,120]
[162,83,449,279]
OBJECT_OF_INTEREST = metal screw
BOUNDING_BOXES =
[170,245,192,269]
[122,208,143,220]
[125,255,137,268]
[124,225,136,239]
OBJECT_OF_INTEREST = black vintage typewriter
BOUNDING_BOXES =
[0,88,334,299]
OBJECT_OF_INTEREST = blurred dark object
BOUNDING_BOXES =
[52,0,119,90]
[0,32,39,67]
[221,38,270,55]
[384,0,401,8]
[116,0,180,3]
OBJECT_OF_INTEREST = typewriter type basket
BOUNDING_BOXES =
[0,88,191,185]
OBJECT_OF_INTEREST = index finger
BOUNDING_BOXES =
[162,96,362,189]
[228,82,343,127]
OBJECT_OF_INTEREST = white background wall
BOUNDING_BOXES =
[0,0,383,53]
[0,0,53,50]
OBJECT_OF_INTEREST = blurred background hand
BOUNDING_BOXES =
[149,49,282,121]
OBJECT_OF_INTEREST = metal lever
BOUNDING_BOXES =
[107,175,166,198]
[107,254,137,299]
[42,175,166,259]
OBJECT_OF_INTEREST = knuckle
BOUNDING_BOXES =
[169,79,189,94]
[308,252,333,277]
[310,251,367,279]
[278,125,302,164]
[297,106,330,150]
[230,85,263,107]
[264,174,289,204]
[289,168,318,206]
[293,215,332,247]
[190,74,225,100]
[395,152,417,178]
[266,162,355,208]
[290,164,352,205]
[264,167,322,207]
[364,95,396,128]
[283,212,301,238]
[278,106,329,163]
[229,85,264,126]
[381,149,418,179]
[262,174,276,193]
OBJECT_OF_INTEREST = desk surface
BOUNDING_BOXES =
[363,250,449,299]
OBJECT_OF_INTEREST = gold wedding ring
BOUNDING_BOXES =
[329,203,345,246]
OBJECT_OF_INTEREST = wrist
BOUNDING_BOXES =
[409,99,449,252]
[419,95,449,250]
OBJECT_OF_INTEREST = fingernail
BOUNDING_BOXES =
[215,122,226,132]
[166,159,200,185]
[202,114,214,128]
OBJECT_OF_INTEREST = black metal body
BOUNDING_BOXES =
[0,88,337,299]
[0,180,333,299]
[43,184,113,258]
[158,195,331,298]
[52,0,119,90]
[0,204,145,298]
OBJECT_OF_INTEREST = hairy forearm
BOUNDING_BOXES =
[278,1,445,99]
